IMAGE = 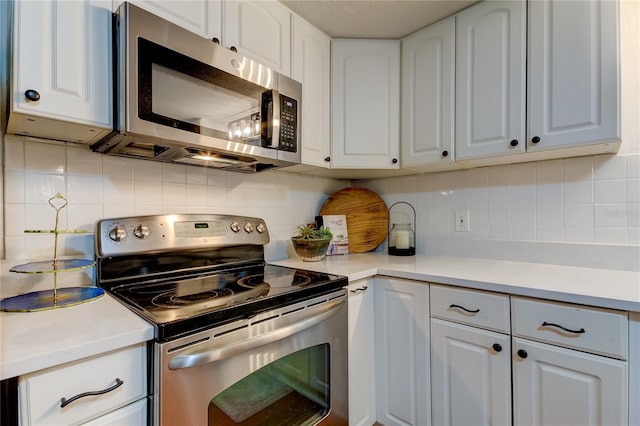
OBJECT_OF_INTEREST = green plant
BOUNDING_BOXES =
[293,224,333,240]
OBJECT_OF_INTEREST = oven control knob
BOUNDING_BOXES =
[108,226,127,242]
[256,222,266,234]
[133,224,150,239]
[230,221,241,233]
[244,222,254,233]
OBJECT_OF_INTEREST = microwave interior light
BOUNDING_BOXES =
[191,154,241,164]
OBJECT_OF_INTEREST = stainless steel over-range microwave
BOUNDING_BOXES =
[92,2,302,173]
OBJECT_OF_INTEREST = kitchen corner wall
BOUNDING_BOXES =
[364,0,640,271]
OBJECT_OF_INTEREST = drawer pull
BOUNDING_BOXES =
[449,304,480,314]
[541,321,586,334]
[60,378,123,408]
[349,286,368,294]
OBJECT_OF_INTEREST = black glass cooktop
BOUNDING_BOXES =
[106,264,347,341]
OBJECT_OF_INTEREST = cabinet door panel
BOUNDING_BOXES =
[12,0,112,128]
[223,1,291,76]
[347,280,376,426]
[527,0,620,150]
[374,277,429,426]
[402,17,455,167]
[127,0,221,38]
[513,337,628,426]
[455,1,526,160]
[292,16,331,168]
[332,40,400,169]
[431,319,511,426]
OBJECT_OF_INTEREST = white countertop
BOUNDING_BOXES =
[0,293,154,380]
[271,253,640,312]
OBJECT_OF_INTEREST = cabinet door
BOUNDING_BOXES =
[332,39,400,169]
[527,0,620,151]
[401,17,455,168]
[431,319,511,426]
[223,0,291,76]
[11,0,112,135]
[126,0,221,39]
[374,277,429,426]
[292,16,331,169]
[455,1,526,160]
[347,279,376,426]
[513,337,628,426]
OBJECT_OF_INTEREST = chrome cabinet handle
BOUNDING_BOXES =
[349,286,368,294]
[541,321,585,334]
[60,378,123,408]
[169,298,345,370]
[449,303,480,314]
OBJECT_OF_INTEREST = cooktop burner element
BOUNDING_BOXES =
[94,214,348,341]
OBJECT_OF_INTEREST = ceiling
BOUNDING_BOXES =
[278,0,479,39]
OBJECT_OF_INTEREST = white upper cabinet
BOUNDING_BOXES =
[331,39,400,169]
[292,15,331,168]
[125,0,222,39]
[223,0,291,76]
[455,0,526,161]
[8,0,113,143]
[401,17,455,168]
[527,0,620,151]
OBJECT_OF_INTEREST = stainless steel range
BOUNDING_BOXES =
[95,214,348,425]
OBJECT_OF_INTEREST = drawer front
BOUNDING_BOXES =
[430,284,510,333]
[511,297,628,359]
[19,344,146,425]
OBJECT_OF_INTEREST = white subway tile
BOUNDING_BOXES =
[564,204,594,228]
[162,182,187,206]
[66,146,102,176]
[67,204,102,231]
[162,163,187,184]
[25,141,65,174]
[594,179,627,203]
[4,204,26,237]
[594,227,628,244]
[4,172,26,203]
[537,160,563,185]
[628,204,640,227]
[628,178,640,203]
[67,175,103,205]
[186,185,208,208]
[132,205,160,216]
[103,177,134,206]
[103,205,134,218]
[24,173,66,204]
[134,159,162,182]
[564,227,594,243]
[594,155,626,180]
[536,227,564,242]
[103,155,134,181]
[564,157,593,182]
[186,165,208,185]
[626,154,640,178]
[4,136,25,172]
[564,180,593,204]
[594,204,628,227]
[134,180,162,206]
[628,228,640,245]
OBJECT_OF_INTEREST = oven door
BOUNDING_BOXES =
[156,291,348,426]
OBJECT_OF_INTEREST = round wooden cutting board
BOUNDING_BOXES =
[319,187,388,253]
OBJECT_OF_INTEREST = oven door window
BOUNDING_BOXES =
[209,344,330,425]
[138,38,265,144]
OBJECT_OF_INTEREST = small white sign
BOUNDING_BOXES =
[317,215,349,255]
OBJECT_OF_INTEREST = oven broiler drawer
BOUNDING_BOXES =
[18,344,147,425]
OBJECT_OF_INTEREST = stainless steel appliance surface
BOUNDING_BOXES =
[92,3,302,173]
[95,214,348,425]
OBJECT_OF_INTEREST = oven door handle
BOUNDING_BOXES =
[168,298,344,370]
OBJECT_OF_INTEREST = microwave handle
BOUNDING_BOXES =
[264,89,280,148]
[168,297,344,370]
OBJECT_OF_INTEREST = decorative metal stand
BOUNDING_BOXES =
[0,194,102,312]
[388,202,416,256]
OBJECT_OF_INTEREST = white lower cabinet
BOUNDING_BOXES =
[374,277,430,426]
[18,343,147,426]
[347,279,376,426]
[512,337,628,426]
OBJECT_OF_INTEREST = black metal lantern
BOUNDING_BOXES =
[388,202,416,256]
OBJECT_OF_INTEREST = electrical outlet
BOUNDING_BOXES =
[454,210,470,232]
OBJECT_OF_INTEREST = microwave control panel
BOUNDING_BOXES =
[279,95,298,152]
